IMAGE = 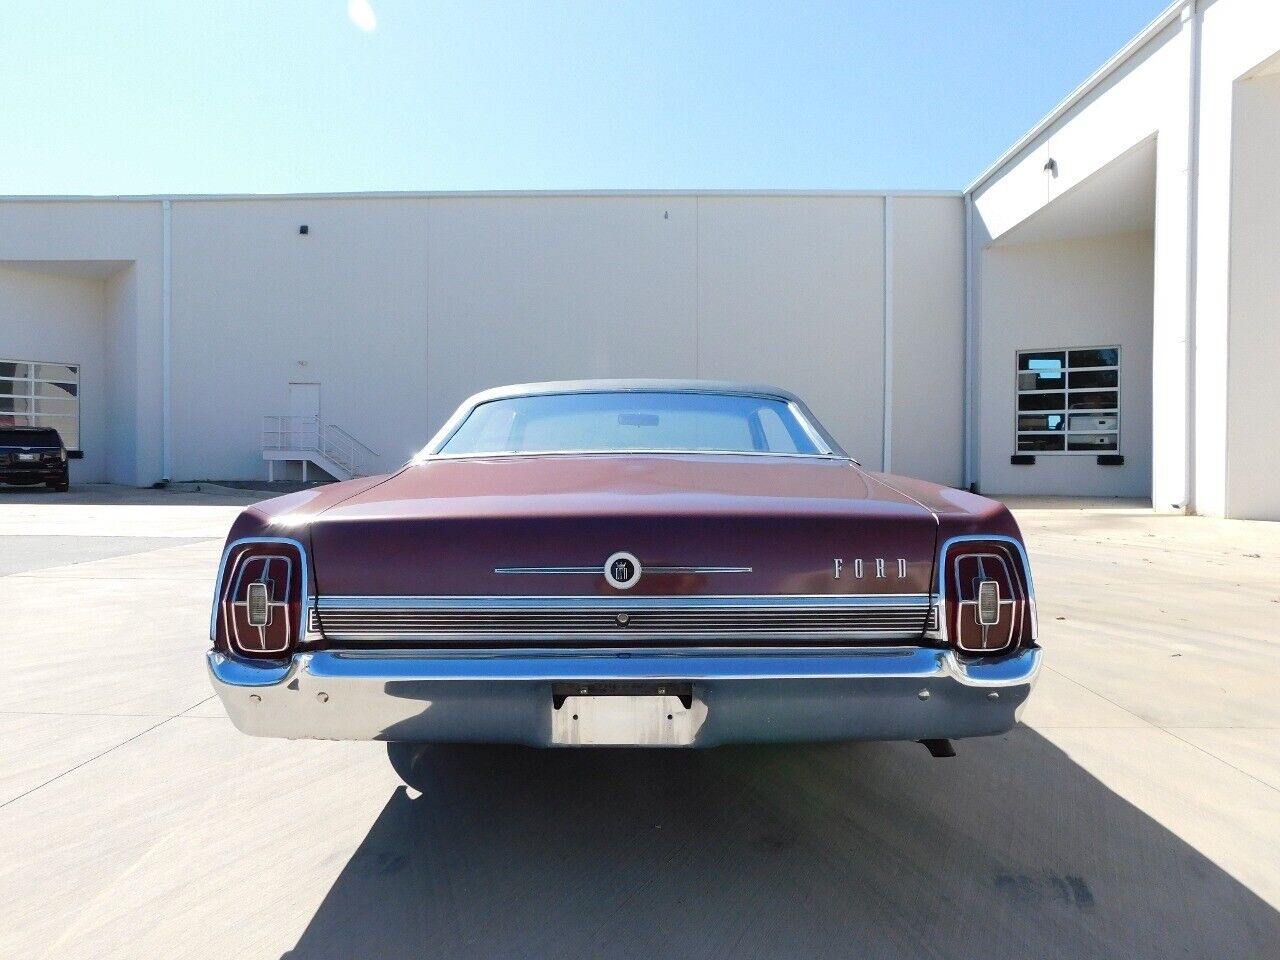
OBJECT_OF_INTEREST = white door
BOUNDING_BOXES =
[287,382,320,448]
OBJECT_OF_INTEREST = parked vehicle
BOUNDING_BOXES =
[0,426,69,492]
[207,381,1040,784]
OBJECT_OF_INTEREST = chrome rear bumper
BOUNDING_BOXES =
[207,645,1041,746]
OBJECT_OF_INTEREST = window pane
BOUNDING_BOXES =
[0,362,30,379]
[1018,434,1065,452]
[34,398,77,417]
[0,381,30,398]
[1018,351,1066,371]
[33,415,76,449]
[1018,392,1064,411]
[32,380,77,399]
[33,363,78,383]
[1019,414,1064,432]
[1068,391,1118,410]
[0,413,35,427]
[441,392,824,456]
[756,407,798,451]
[0,397,32,414]
[1068,348,1118,368]
[1068,369,1117,389]
[1069,413,1118,432]
[1068,433,1118,451]
[1018,369,1064,391]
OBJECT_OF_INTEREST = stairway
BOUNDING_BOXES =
[261,416,378,482]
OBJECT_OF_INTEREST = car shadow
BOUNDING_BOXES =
[281,729,1278,960]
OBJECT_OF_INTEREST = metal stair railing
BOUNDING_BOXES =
[320,422,379,477]
[262,416,379,478]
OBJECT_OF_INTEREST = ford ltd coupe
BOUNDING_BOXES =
[207,381,1040,783]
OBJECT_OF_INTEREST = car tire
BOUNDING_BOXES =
[47,473,69,493]
[386,741,432,791]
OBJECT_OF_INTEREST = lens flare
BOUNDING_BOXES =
[347,0,377,32]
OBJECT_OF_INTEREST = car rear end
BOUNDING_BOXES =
[206,468,1040,748]
[0,427,69,490]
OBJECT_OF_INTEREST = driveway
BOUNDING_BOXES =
[1,486,1277,959]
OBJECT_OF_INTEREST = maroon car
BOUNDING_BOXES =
[207,380,1040,782]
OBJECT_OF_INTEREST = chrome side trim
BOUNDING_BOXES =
[312,594,936,645]
[495,565,753,575]
[315,593,931,609]
[207,644,1041,743]
[209,644,1041,686]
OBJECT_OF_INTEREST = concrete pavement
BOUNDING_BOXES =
[1,486,1277,959]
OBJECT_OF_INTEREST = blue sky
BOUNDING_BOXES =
[0,1,1170,195]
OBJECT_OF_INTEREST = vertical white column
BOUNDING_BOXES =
[963,194,977,491]
[881,195,894,473]
[161,199,172,483]
[1150,10,1198,512]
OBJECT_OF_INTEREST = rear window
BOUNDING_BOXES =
[438,391,827,456]
[0,428,62,447]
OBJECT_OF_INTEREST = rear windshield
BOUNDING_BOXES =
[438,392,827,456]
[0,428,62,447]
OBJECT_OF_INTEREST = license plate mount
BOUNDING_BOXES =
[551,682,700,746]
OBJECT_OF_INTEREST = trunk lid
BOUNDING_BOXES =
[307,455,939,597]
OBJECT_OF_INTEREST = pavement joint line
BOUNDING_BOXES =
[0,710,177,718]
[1159,727,1280,797]
[1042,664,1155,726]
[1043,669,1280,796]
[0,694,216,811]
[176,695,218,718]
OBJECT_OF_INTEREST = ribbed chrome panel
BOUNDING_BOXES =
[312,595,936,646]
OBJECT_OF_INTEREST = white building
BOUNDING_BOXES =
[2,0,1277,519]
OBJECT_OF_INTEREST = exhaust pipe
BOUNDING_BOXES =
[918,738,957,758]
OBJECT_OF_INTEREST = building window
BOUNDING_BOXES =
[0,359,80,451]
[1016,347,1118,454]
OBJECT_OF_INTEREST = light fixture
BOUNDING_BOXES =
[977,580,1000,626]
[246,581,270,626]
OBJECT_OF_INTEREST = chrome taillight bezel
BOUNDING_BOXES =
[925,534,1037,654]
[211,536,310,658]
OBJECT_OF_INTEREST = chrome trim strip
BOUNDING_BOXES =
[313,594,935,644]
[494,565,753,575]
[314,593,931,609]
[209,644,1041,687]
[428,449,849,462]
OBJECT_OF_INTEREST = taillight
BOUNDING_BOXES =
[935,536,1036,654]
[213,537,308,657]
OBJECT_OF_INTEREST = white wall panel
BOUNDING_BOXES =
[1,192,966,487]
[696,196,885,466]
[170,198,432,479]
[1194,0,1280,518]
[426,196,698,440]
[0,201,162,485]
[978,233,1154,497]
[889,197,965,486]
[1224,70,1280,519]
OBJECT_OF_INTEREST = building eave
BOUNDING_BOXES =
[965,0,1190,195]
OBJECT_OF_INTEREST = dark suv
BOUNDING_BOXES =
[0,427,70,492]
